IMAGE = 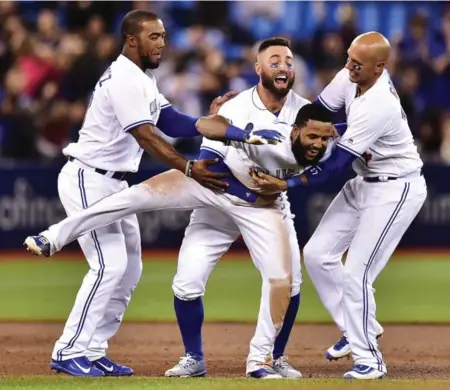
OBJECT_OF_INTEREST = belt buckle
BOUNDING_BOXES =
[378,176,389,182]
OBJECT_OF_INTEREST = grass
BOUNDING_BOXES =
[0,253,449,323]
[1,377,450,390]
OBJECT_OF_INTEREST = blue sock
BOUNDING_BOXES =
[273,293,301,360]
[174,296,204,360]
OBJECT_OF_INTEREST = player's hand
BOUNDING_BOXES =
[208,91,239,115]
[244,129,285,145]
[191,159,229,191]
[249,168,288,193]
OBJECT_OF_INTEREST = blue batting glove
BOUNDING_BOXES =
[244,129,285,145]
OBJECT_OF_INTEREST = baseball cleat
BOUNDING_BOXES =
[164,354,206,377]
[246,361,283,379]
[325,331,384,361]
[344,364,386,380]
[24,235,52,257]
[273,356,303,378]
[91,356,133,376]
[50,357,104,377]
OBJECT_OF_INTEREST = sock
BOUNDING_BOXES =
[273,293,301,360]
[174,296,204,360]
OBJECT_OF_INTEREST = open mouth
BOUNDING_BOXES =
[306,149,319,158]
[274,75,288,86]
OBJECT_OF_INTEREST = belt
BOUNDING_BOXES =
[68,156,129,181]
[363,169,423,183]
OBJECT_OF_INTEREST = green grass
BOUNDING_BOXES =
[0,255,449,323]
[1,377,449,390]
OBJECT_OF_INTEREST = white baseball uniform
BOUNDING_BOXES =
[174,87,310,366]
[52,54,169,362]
[40,88,317,368]
[304,68,427,373]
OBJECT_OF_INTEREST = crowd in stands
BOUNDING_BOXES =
[1,1,449,165]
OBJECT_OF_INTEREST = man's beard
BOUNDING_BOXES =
[291,139,325,167]
[138,43,159,70]
[261,71,295,99]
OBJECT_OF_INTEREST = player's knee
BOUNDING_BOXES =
[101,258,128,279]
[172,275,205,300]
[303,242,324,269]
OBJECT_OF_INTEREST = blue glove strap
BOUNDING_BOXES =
[225,125,247,142]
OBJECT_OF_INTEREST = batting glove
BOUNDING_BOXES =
[244,129,285,145]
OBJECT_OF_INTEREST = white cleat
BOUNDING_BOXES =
[273,356,302,378]
[164,354,206,377]
[344,364,386,380]
[246,361,283,379]
[326,331,384,361]
[23,235,53,257]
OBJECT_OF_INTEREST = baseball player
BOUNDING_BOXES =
[165,37,312,379]
[24,103,335,378]
[23,10,247,378]
[252,32,427,380]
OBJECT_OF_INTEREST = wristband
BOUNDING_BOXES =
[185,160,195,177]
[225,124,247,142]
[287,174,307,188]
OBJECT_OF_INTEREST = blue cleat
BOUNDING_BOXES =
[92,356,134,376]
[24,235,53,257]
[50,357,104,377]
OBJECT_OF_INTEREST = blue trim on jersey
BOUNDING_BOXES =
[315,96,339,112]
[198,149,259,203]
[161,103,171,110]
[56,169,106,361]
[287,146,356,188]
[200,145,225,159]
[362,182,409,372]
[124,119,155,133]
[156,106,199,138]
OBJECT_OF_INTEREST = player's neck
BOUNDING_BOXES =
[121,50,145,71]
[358,73,382,95]
[256,84,287,113]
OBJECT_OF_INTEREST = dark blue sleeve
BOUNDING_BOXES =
[334,122,347,136]
[287,145,356,188]
[156,106,200,138]
[313,98,347,124]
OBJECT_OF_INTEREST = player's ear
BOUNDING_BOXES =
[127,35,137,48]
[255,62,261,77]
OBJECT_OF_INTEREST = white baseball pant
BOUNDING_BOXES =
[52,159,142,361]
[303,173,427,373]
[173,193,302,365]
[43,169,294,365]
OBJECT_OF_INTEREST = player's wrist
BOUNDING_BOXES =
[185,160,196,177]
[225,124,247,142]
[287,174,308,188]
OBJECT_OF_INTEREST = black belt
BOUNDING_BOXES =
[68,156,128,181]
[364,169,423,183]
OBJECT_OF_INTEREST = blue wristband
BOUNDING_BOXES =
[225,124,247,142]
[287,175,305,188]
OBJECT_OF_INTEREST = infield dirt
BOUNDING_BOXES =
[0,323,449,379]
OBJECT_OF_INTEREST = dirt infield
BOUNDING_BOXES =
[0,323,449,379]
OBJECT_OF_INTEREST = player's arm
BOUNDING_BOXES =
[313,68,348,113]
[286,109,390,187]
[155,91,238,138]
[252,108,390,191]
[108,81,228,191]
[195,115,284,145]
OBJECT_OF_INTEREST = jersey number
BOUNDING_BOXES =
[388,80,407,121]
[81,68,112,128]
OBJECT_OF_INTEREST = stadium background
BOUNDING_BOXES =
[0,0,450,384]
